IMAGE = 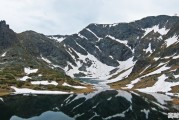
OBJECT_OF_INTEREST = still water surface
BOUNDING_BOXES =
[0,78,178,120]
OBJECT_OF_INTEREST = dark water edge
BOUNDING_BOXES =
[0,90,179,120]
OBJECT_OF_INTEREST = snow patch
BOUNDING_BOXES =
[24,67,38,75]
[11,86,72,95]
[144,64,170,76]
[38,74,42,77]
[19,76,31,81]
[115,90,132,103]
[137,74,179,93]
[144,92,172,105]
[107,35,132,50]
[174,74,179,78]
[153,57,160,61]
[143,25,169,37]
[48,36,66,43]
[78,33,88,39]
[1,52,7,57]
[106,57,136,83]
[165,35,178,47]
[145,43,153,53]
[124,64,170,89]
[62,82,86,89]
[107,35,128,45]
[64,48,115,79]
[140,65,151,75]
[0,97,3,102]
[41,56,63,69]
[141,109,150,119]
[31,81,58,86]
[86,28,102,40]
[124,78,140,89]
[41,56,51,64]
[173,54,179,59]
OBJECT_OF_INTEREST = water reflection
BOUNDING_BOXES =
[11,111,74,120]
[0,90,178,120]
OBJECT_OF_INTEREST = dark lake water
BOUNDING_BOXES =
[0,89,179,120]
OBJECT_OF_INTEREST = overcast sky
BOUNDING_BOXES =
[0,0,178,35]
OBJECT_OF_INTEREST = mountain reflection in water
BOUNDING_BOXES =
[0,90,178,120]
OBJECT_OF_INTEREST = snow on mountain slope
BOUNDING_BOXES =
[1,51,7,57]
[165,35,178,47]
[41,15,179,95]
[137,74,179,93]
[48,35,66,43]
[64,48,115,79]
[142,25,169,37]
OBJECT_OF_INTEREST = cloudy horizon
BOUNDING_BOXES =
[0,0,178,35]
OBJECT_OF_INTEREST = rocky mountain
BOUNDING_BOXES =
[48,15,179,96]
[0,15,179,96]
[0,21,92,95]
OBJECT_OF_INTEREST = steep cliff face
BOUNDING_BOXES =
[0,21,18,51]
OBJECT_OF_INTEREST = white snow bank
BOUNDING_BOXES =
[107,35,128,45]
[145,43,152,53]
[116,90,132,103]
[64,48,115,79]
[48,36,66,43]
[145,65,170,77]
[11,86,72,95]
[41,55,64,70]
[19,76,31,81]
[105,57,136,83]
[124,78,140,89]
[86,28,102,40]
[24,67,38,75]
[173,54,179,59]
[0,97,3,102]
[143,25,169,37]
[1,52,7,57]
[153,57,160,61]
[137,74,179,93]
[141,109,150,119]
[165,35,178,47]
[62,82,86,89]
[107,35,133,52]
[78,33,88,39]
[144,92,172,105]
[41,56,51,64]
[124,64,170,89]
[31,81,58,86]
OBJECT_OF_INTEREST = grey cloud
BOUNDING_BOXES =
[0,0,178,35]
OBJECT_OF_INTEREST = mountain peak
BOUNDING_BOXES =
[0,20,10,29]
[0,20,18,50]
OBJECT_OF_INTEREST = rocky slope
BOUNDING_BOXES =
[47,15,179,96]
[0,21,92,95]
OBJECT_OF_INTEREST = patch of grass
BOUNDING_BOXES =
[109,73,139,89]
[172,98,179,105]
[108,67,131,80]
[132,74,160,89]
[170,85,179,93]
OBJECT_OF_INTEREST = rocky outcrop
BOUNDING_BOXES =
[0,21,18,51]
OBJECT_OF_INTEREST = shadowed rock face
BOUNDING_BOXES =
[1,90,177,120]
[0,21,18,50]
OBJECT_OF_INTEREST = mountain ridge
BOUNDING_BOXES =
[0,15,179,96]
